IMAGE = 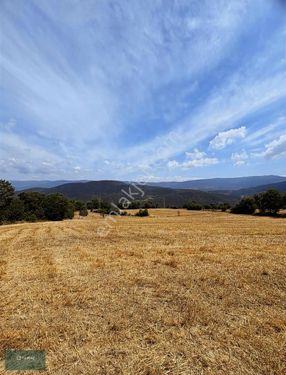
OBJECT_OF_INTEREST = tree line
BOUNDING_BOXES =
[183,202,231,211]
[1,179,285,224]
[183,189,286,216]
[0,180,76,223]
[230,189,286,216]
[0,180,132,224]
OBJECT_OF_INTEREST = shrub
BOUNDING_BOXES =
[219,203,231,212]
[73,200,86,211]
[183,201,202,210]
[99,200,112,211]
[79,207,88,216]
[86,198,100,211]
[129,200,141,209]
[25,213,38,222]
[44,194,71,221]
[19,191,46,220]
[231,197,256,215]
[65,201,75,219]
[135,208,149,217]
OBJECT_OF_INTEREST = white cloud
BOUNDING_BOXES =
[0,131,86,179]
[185,148,206,159]
[135,174,201,182]
[245,116,286,146]
[182,158,219,168]
[167,149,218,169]
[263,134,286,159]
[209,126,247,150]
[167,160,180,168]
[122,66,285,171]
[231,150,249,166]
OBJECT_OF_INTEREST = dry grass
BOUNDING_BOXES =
[0,209,285,374]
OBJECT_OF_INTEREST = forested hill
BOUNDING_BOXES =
[20,180,235,206]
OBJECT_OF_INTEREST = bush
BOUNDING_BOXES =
[231,197,256,215]
[79,207,88,216]
[25,213,38,222]
[135,208,149,217]
[44,194,71,221]
[128,200,141,209]
[73,200,86,211]
[65,201,75,219]
[219,203,231,212]
[183,201,202,210]
[19,192,46,220]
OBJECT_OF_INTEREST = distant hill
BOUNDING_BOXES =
[12,175,285,192]
[231,180,286,197]
[147,175,286,191]
[20,180,235,206]
[11,180,89,190]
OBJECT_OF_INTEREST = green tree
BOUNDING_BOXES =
[231,197,256,215]
[183,201,202,210]
[282,193,286,209]
[254,189,282,215]
[5,199,25,222]
[0,180,15,221]
[19,191,46,219]
[65,201,75,219]
[90,198,100,210]
[73,200,85,211]
[218,203,231,212]
[43,194,70,221]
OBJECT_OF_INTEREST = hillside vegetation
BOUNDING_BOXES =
[11,175,286,191]
[21,180,236,206]
[0,210,285,374]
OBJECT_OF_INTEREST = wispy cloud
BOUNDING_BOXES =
[231,150,249,166]
[263,134,286,159]
[168,149,218,169]
[209,126,247,150]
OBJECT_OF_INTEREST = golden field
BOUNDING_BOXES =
[0,209,285,375]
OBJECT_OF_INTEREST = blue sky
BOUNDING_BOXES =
[0,0,286,181]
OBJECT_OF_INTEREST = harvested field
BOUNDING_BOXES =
[0,209,285,374]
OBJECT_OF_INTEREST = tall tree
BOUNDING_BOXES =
[0,180,15,221]
[254,189,282,215]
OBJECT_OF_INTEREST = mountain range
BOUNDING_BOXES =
[12,175,285,192]
[14,175,286,207]
[20,180,234,206]
[227,180,286,197]
[11,180,88,191]
[146,175,286,191]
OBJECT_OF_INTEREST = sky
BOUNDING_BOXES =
[0,0,286,182]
